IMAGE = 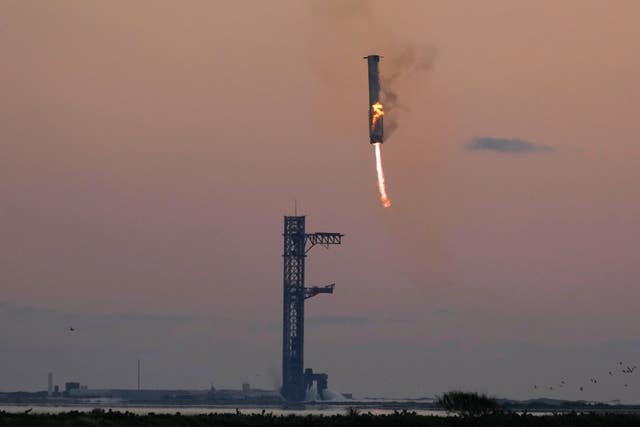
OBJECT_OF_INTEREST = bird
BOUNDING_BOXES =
[24,408,32,414]
[609,371,613,376]
[69,327,75,332]
[625,384,629,387]
[533,385,537,389]
[579,387,584,391]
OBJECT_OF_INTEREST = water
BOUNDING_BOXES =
[7,404,628,416]
[0,404,448,416]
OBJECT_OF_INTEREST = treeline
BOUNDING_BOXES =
[3,411,640,427]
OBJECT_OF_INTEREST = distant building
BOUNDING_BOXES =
[42,387,282,404]
[47,373,53,396]
[65,382,80,393]
[68,388,209,402]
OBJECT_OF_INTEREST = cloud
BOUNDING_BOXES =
[467,137,551,154]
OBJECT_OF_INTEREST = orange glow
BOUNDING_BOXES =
[371,102,384,130]
[373,142,391,208]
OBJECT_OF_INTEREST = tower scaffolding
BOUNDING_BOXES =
[281,216,343,401]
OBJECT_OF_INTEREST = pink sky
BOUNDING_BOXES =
[1,1,639,400]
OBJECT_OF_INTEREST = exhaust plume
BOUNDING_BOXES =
[373,142,391,208]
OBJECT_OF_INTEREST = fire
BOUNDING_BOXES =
[373,142,391,208]
[371,102,384,130]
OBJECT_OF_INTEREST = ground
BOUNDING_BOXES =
[3,411,640,427]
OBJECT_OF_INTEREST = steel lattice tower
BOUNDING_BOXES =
[281,216,343,401]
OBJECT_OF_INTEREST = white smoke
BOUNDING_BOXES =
[304,384,347,401]
[305,382,319,401]
[322,388,347,401]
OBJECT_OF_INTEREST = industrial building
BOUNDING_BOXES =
[66,384,282,404]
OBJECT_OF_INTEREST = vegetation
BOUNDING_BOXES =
[344,406,361,417]
[3,410,640,427]
[436,391,500,417]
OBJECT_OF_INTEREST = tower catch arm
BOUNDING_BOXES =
[305,232,344,253]
[304,283,335,300]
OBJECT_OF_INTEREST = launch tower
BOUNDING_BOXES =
[281,216,343,401]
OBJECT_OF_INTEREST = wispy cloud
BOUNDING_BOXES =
[467,137,551,154]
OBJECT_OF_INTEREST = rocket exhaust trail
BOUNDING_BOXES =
[373,143,391,208]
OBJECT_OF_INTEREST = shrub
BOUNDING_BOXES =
[345,406,361,417]
[436,390,500,417]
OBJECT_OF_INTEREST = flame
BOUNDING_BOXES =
[373,142,391,208]
[371,102,384,130]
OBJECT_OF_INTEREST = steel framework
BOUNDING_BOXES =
[281,216,343,401]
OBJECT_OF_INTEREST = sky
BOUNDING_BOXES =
[1,0,640,402]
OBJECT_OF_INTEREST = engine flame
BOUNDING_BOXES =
[371,102,384,130]
[373,142,391,208]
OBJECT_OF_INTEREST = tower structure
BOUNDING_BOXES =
[281,216,343,401]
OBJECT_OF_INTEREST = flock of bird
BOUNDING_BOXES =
[65,324,636,398]
[533,362,638,394]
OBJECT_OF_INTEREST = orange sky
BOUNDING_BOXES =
[1,1,640,400]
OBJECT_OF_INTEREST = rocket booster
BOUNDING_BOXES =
[365,54,383,144]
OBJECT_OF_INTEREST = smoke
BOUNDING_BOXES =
[321,388,347,401]
[310,0,372,20]
[305,382,319,401]
[267,361,281,391]
[381,45,436,138]
[306,1,451,289]
[306,1,436,142]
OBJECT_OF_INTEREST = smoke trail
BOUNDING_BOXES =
[307,0,449,287]
[373,142,391,208]
[381,44,436,139]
